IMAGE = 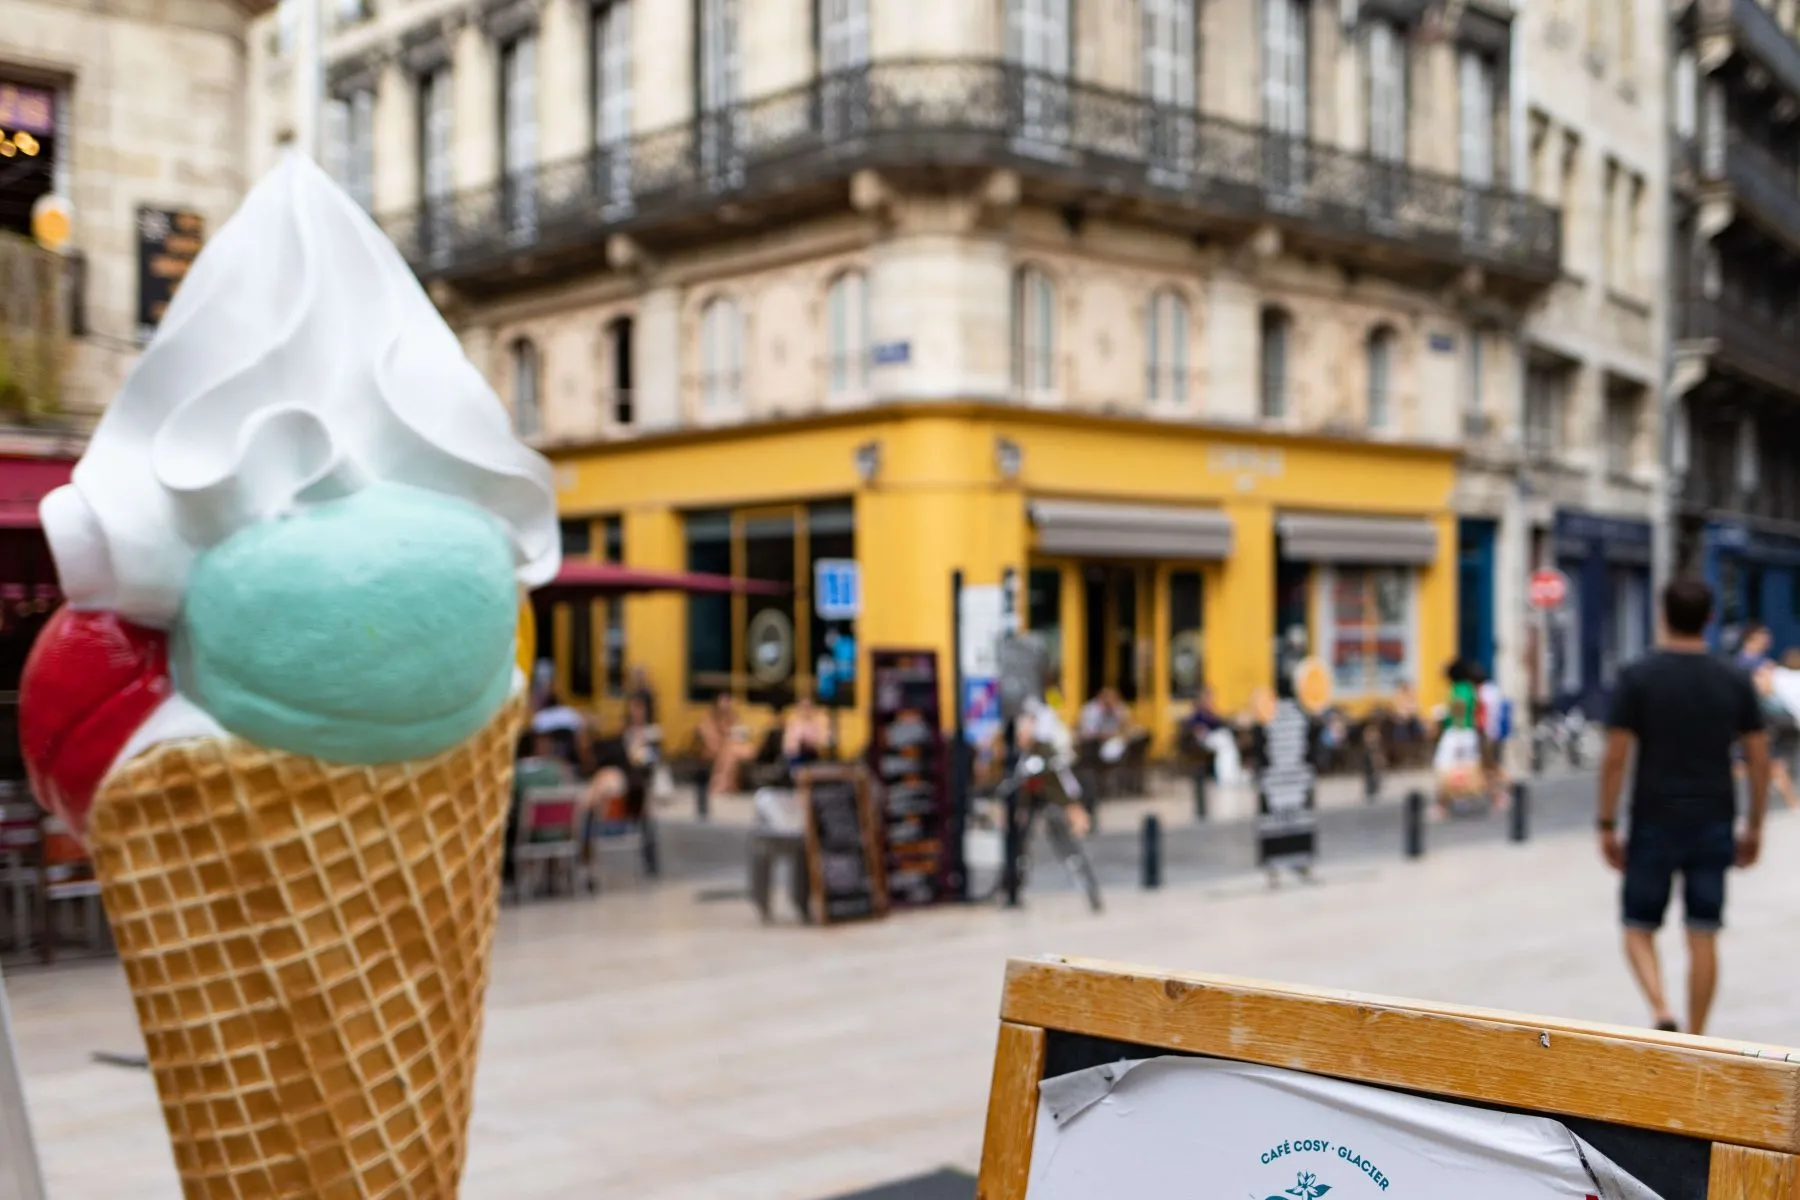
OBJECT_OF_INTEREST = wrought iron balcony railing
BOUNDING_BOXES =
[382,60,1561,285]
[1702,131,1800,250]
[1679,290,1800,397]
[1698,0,1800,100]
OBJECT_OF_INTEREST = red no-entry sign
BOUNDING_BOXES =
[1528,568,1570,612]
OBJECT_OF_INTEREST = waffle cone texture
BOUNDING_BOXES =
[86,691,527,1199]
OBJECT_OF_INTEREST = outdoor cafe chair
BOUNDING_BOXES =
[35,811,107,964]
[585,786,649,887]
[510,786,589,902]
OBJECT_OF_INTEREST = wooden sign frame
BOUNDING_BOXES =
[978,956,1800,1200]
[797,764,888,926]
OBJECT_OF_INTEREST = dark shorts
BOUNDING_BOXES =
[1622,820,1736,933]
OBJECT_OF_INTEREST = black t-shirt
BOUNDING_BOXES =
[1607,650,1764,825]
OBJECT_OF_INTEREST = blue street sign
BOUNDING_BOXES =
[814,558,861,620]
[872,341,911,366]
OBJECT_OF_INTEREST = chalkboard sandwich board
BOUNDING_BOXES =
[979,956,1800,1200]
[798,765,887,925]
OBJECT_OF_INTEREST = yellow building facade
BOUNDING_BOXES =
[546,403,1459,755]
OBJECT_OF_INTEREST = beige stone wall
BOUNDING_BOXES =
[1,0,263,420]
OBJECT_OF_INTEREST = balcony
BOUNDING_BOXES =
[1678,290,1800,398]
[1699,131,1800,252]
[1697,0,1800,101]
[383,60,1561,294]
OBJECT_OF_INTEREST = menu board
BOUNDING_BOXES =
[136,207,205,343]
[798,766,885,925]
[1257,699,1317,870]
[868,649,952,907]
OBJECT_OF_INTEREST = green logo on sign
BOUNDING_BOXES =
[1268,1171,1332,1200]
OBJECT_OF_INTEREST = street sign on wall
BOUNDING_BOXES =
[1528,568,1570,612]
[814,558,861,620]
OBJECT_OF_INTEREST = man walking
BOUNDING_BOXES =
[1599,578,1768,1035]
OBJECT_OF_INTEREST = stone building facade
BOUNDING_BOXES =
[0,0,273,428]
[251,0,1564,747]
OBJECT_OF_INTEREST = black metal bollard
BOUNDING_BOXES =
[1362,745,1381,803]
[1510,781,1529,843]
[696,778,709,821]
[1530,734,1545,776]
[1404,789,1426,859]
[1193,762,1208,821]
[1001,784,1023,908]
[1142,814,1162,890]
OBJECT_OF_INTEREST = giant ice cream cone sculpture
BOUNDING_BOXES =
[17,154,560,1197]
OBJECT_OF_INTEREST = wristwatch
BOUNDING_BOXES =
[1596,818,1618,832]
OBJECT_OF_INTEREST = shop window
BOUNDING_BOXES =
[1026,567,1064,694]
[683,502,855,706]
[808,502,857,708]
[1168,569,1203,699]
[602,516,625,696]
[559,520,595,699]
[1322,566,1411,696]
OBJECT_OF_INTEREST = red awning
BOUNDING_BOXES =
[0,457,73,530]
[534,561,788,603]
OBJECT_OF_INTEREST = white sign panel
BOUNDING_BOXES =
[1027,1058,1658,1200]
[959,585,1007,679]
[814,558,861,621]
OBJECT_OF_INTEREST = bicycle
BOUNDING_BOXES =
[967,752,1103,913]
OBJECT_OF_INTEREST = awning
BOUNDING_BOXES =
[0,457,73,530]
[1030,499,1234,560]
[533,562,788,603]
[1277,514,1439,565]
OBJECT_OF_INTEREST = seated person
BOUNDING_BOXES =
[698,692,752,799]
[1078,687,1125,741]
[782,695,831,773]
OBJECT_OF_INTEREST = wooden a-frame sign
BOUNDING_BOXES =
[977,956,1800,1200]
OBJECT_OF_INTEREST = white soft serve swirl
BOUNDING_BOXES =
[41,152,560,626]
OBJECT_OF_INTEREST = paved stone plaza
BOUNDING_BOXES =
[7,807,1796,1199]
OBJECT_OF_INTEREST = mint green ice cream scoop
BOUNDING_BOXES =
[173,482,520,764]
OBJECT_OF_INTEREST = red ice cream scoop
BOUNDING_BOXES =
[19,606,172,840]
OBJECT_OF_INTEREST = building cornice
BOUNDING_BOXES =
[538,402,1466,466]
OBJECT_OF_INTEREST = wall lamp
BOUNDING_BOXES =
[854,440,882,483]
[995,436,1023,481]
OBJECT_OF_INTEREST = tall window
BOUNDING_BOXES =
[826,270,869,402]
[1143,0,1197,173]
[1012,266,1057,399]
[1457,50,1496,188]
[1365,326,1395,431]
[561,519,595,699]
[1146,288,1189,405]
[418,68,452,260]
[820,0,871,71]
[327,90,375,210]
[698,0,741,179]
[1262,0,1309,140]
[1259,306,1291,420]
[1524,359,1566,458]
[593,1,632,205]
[501,35,539,235]
[1168,569,1204,700]
[1006,0,1071,147]
[1367,22,1405,163]
[607,316,634,426]
[1143,0,1197,106]
[700,296,744,412]
[512,338,541,437]
[1673,50,1697,140]
[1604,384,1641,477]
[1323,567,1412,695]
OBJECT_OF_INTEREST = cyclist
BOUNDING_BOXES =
[1012,694,1090,837]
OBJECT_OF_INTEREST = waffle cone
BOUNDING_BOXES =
[85,692,527,1199]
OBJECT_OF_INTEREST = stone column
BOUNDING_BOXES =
[452,20,499,191]
[374,58,418,216]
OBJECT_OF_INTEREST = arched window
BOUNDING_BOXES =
[1259,306,1291,420]
[1366,325,1396,431]
[826,269,869,401]
[1146,288,1190,405]
[511,337,541,437]
[1012,266,1057,398]
[699,295,744,411]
